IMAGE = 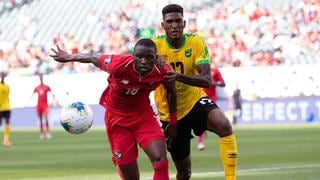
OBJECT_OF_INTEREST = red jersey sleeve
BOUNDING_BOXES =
[99,54,133,74]
[163,64,171,73]
[156,64,171,76]
[99,54,113,72]
[153,63,172,83]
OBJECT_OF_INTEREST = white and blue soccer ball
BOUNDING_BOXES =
[60,102,93,134]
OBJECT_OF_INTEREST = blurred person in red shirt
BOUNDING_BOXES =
[204,66,226,102]
[30,74,57,140]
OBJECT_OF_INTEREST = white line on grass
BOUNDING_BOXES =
[191,163,320,178]
[142,163,320,179]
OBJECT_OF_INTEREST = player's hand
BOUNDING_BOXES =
[155,55,166,68]
[49,45,73,63]
[164,124,177,139]
[164,124,177,138]
[164,124,177,150]
[164,70,177,82]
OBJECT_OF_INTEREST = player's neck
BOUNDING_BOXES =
[166,37,184,49]
[133,65,152,77]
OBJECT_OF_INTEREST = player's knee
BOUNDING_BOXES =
[217,119,233,137]
[151,151,167,162]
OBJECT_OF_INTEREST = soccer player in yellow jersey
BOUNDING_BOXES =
[0,72,11,146]
[152,4,238,180]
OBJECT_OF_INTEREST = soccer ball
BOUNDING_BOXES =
[60,102,93,134]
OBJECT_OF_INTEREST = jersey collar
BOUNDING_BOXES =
[132,63,155,80]
[165,34,186,50]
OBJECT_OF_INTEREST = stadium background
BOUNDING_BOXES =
[1,0,320,180]
[0,0,319,127]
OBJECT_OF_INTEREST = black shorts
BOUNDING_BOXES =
[0,111,11,119]
[161,97,219,161]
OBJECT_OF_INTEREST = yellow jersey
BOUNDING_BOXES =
[0,83,10,111]
[152,33,210,121]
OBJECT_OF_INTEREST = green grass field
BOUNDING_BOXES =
[1,125,320,180]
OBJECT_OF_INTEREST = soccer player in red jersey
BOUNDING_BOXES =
[198,66,226,150]
[31,74,57,140]
[50,38,177,180]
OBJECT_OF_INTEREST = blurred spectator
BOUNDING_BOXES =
[232,84,242,125]
[0,0,33,15]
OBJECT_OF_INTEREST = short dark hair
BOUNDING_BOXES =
[162,4,183,18]
[134,38,157,53]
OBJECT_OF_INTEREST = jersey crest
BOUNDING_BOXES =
[120,79,129,84]
[185,49,192,57]
[104,55,112,64]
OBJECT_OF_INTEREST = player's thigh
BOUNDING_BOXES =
[43,106,49,116]
[206,108,233,137]
[0,112,3,124]
[108,125,138,166]
[135,112,165,150]
[161,119,192,162]
[188,97,217,136]
[0,111,11,123]
[187,97,232,136]
[37,106,44,117]
[170,134,191,162]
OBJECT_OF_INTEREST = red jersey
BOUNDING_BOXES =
[99,54,170,116]
[34,84,51,107]
[204,68,225,102]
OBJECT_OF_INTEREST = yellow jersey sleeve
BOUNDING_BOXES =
[152,34,210,121]
[194,36,210,65]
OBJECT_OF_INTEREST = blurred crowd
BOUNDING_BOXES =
[0,0,31,14]
[0,0,319,75]
[200,0,319,67]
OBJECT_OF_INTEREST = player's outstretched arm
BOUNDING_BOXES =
[167,64,212,88]
[50,45,101,67]
[49,90,60,106]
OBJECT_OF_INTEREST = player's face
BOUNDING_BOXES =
[0,73,5,81]
[162,12,185,40]
[133,45,157,76]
